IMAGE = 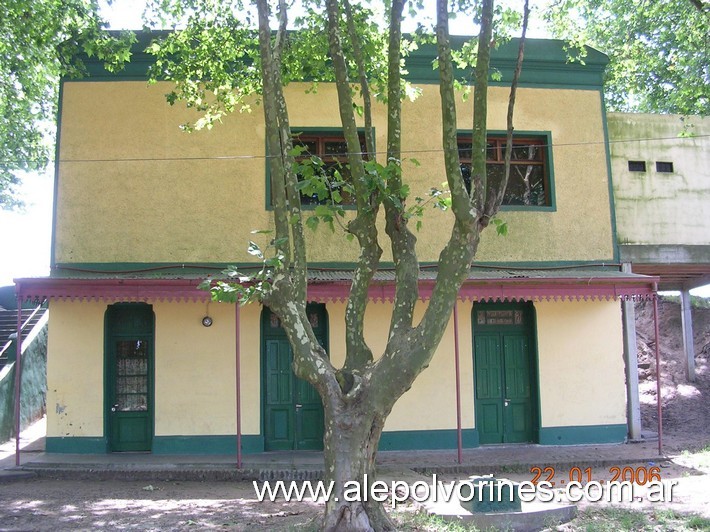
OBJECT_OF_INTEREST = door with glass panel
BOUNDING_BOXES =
[105,304,154,452]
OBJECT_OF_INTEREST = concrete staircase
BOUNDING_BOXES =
[0,307,47,369]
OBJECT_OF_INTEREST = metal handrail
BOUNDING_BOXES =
[0,304,45,361]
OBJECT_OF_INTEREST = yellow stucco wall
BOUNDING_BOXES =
[46,297,624,442]
[55,81,614,266]
[153,301,236,435]
[536,299,626,427]
[272,299,473,432]
[45,299,264,439]
[46,300,105,438]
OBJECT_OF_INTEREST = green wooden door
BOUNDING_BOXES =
[263,305,326,451]
[105,304,154,452]
[473,304,536,444]
[503,334,533,443]
[474,334,504,443]
[264,338,295,450]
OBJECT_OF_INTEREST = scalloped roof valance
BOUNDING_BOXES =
[14,268,658,304]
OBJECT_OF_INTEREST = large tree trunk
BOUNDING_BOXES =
[321,398,394,532]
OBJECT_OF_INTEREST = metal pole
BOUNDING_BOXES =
[621,264,641,440]
[652,287,663,456]
[236,304,242,469]
[14,296,23,467]
[679,289,696,382]
[453,303,463,464]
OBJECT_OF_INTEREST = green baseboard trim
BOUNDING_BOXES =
[152,435,264,455]
[539,424,627,445]
[379,429,479,451]
[46,437,106,453]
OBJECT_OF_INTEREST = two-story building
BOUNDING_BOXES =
[16,34,657,455]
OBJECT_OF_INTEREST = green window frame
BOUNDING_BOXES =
[458,131,556,211]
[266,129,368,209]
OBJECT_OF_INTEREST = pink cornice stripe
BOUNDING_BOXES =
[16,275,658,304]
[307,279,657,303]
[15,278,212,303]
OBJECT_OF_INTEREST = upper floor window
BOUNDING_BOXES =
[656,161,674,173]
[458,135,552,208]
[280,132,367,207]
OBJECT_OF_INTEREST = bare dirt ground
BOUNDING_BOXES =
[0,298,708,531]
[635,299,710,454]
[0,478,323,531]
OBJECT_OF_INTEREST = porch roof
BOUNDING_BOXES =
[14,266,659,303]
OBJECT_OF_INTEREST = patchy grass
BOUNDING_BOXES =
[389,505,710,531]
[568,507,710,531]
[392,508,484,531]
[660,294,710,309]
[680,442,710,469]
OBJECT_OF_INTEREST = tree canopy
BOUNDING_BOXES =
[545,0,710,115]
[0,0,133,210]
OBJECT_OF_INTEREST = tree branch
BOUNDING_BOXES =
[325,0,369,211]
[382,0,420,339]
[472,0,494,216]
[343,0,376,159]
[484,0,530,220]
[255,0,291,268]
[374,0,497,394]
[325,0,381,372]
[689,0,706,12]
[436,0,475,223]
[274,0,308,304]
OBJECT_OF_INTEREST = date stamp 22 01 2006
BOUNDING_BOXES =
[527,465,679,503]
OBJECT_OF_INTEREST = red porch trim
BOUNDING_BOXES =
[15,278,213,303]
[309,277,658,303]
[15,273,659,303]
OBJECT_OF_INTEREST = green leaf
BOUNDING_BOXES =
[314,205,332,217]
[288,144,307,156]
[545,0,709,115]
[247,241,263,258]
[306,216,320,231]
[197,279,213,291]
[492,217,508,236]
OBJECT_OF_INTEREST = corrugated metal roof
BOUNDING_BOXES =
[36,265,651,283]
[15,264,658,303]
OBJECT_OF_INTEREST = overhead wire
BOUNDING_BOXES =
[1,133,708,165]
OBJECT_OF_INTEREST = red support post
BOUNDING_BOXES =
[14,297,23,467]
[235,304,242,469]
[453,303,463,464]
[652,288,663,456]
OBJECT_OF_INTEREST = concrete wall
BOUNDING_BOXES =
[608,113,710,246]
[0,314,48,443]
[55,81,615,266]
